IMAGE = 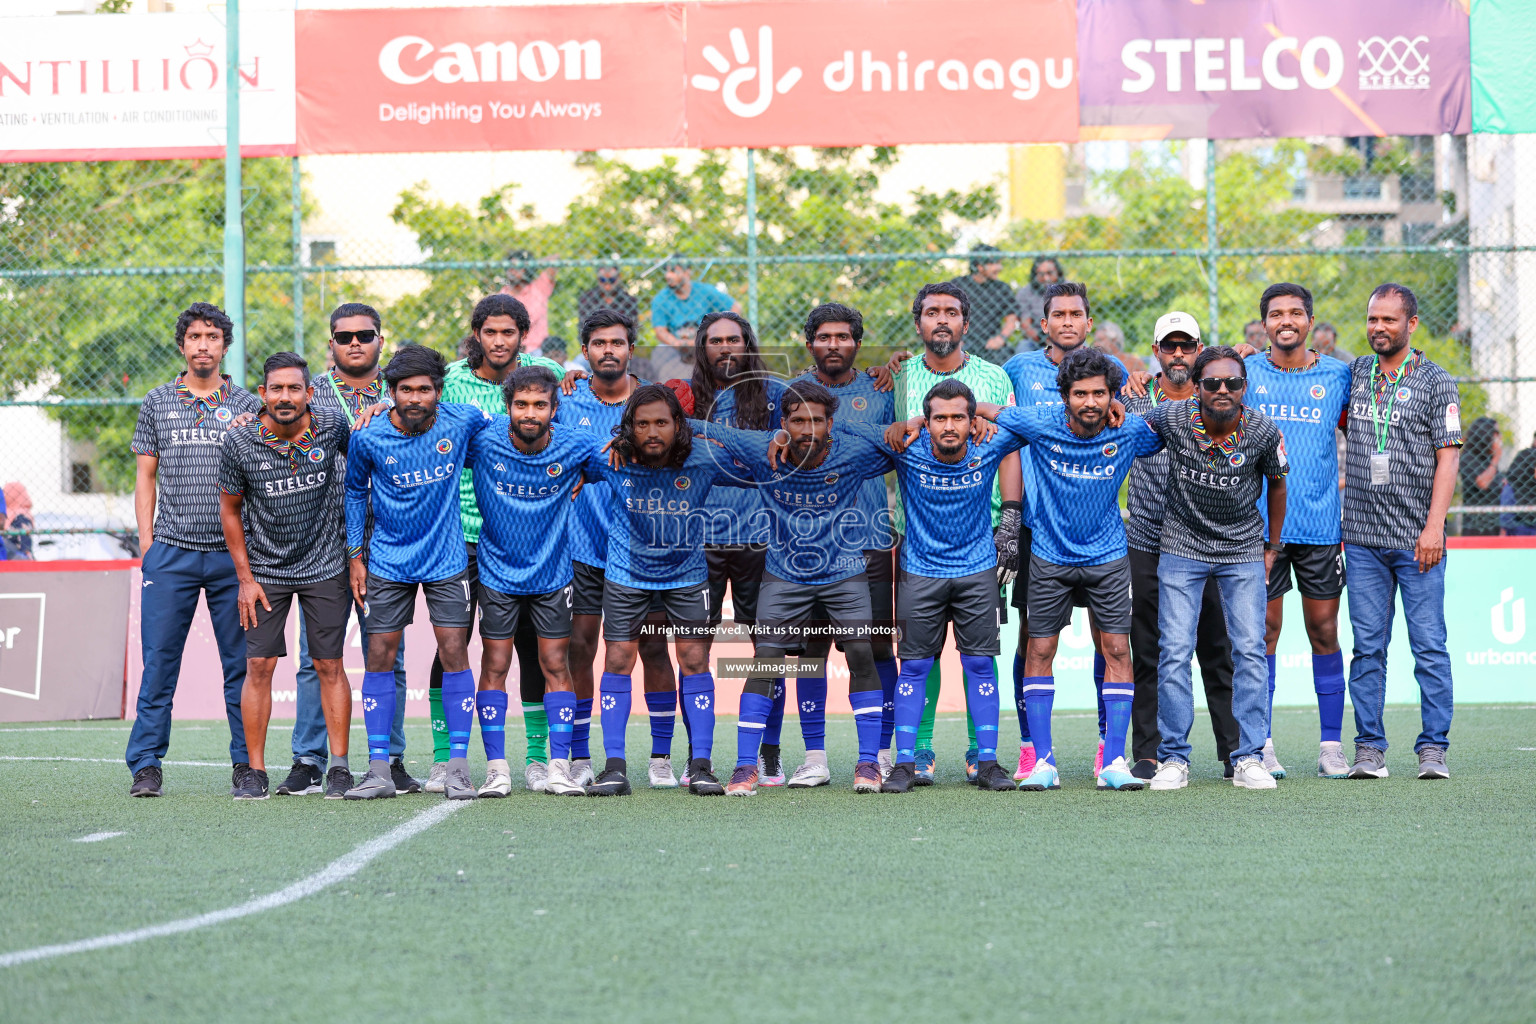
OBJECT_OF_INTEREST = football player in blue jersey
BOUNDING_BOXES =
[341,345,491,801]
[559,311,683,789]
[464,367,600,797]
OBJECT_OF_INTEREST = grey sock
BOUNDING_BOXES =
[329,755,348,773]
[369,758,390,778]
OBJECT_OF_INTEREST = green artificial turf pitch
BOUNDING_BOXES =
[1,705,1533,1023]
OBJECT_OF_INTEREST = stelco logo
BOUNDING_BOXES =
[1119,32,1433,95]
[378,35,602,85]
[690,26,1073,119]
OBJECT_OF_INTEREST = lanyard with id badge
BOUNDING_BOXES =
[1368,356,1402,486]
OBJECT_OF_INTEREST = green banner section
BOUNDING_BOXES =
[1472,0,1536,132]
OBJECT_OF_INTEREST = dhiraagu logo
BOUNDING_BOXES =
[1492,587,1526,645]
[690,27,802,118]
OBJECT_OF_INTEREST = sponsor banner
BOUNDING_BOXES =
[1077,0,1471,139]
[295,4,686,155]
[1471,0,1536,132]
[684,0,1078,147]
[0,562,130,723]
[0,11,296,162]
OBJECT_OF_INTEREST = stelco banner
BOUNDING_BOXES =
[1077,0,1472,139]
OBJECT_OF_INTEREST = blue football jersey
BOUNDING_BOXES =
[792,370,896,551]
[465,420,599,595]
[344,401,491,583]
[692,419,895,585]
[699,377,785,546]
[556,377,642,569]
[894,431,1028,578]
[993,405,1162,566]
[1245,353,1351,545]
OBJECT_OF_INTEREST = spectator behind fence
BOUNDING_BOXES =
[1014,256,1062,351]
[2,482,32,560]
[543,334,587,373]
[1459,417,1503,537]
[576,263,639,329]
[1313,320,1352,362]
[1244,320,1266,348]
[1500,432,1536,536]
[650,257,737,380]
[500,248,557,356]
[1092,320,1146,374]
[947,243,1019,363]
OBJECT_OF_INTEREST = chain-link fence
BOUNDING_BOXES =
[2,134,1533,556]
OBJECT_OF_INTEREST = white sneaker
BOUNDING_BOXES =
[648,756,679,788]
[478,759,512,798]
[423,762,449,794]
[1317,741,1350,779]
[570,758,594,789]
[544,758,586,796]
[1149,761,1189,790]
[1261,739,1287,779]
[1233,757,1279,789]
[523,760,549,792]
[786,761,831,788]
[877,748,894,781]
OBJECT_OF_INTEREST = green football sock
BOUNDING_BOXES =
[916,663,942,750]
[429,687,450,763]
[522,702,549,765]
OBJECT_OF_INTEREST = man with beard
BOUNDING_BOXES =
[558,310,682,789]
[462,367,598,797]
[218,353,354,800]
[127,302,262,798]
[680,380,897,796]
[1341,284,1461,780]
[280,303,416,798]
[1143,347,1289,791]
[426,294,566,793]
[342,345,492,801]
[877,283,1020,784]
[1121,312,1241,782]
[1001,281,1126,782]
[1245,283,1353,779]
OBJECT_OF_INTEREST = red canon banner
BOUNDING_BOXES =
[295,4,686,154]
[683,0,1079,147]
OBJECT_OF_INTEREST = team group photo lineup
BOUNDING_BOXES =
[127,267,1462,802]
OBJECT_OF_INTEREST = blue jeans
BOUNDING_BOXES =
[1344,544,1453,753]
[292,601,407,768]
[126,542,247,773]
[1155,552,1269,766]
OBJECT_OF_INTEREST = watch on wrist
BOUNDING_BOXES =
[1265,541,1285,553]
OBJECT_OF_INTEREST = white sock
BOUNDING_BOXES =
[804,749,828,768]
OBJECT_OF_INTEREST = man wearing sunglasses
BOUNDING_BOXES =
[1141,346,1289,791]
[577,264,639,329]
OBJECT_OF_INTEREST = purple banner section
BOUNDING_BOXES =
[1077,0,1471,139]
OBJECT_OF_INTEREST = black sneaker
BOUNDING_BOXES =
[974,760,1014,791]
[1131,759,1158,781]
[275,761,322,796]
[881,763,916,794]
[759,743,783,783]
[129,765,162,798]
[231,762,256,798]
[687,758,725,795]
[587,758,632,796]
[1223,762,1235,780]
[391,758,422,794]
[233,767,270,800]
[324,765,354,799]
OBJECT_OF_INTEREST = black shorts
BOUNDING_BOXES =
[245,573,351,660]
[1026,555,1132,638]
[755,572,875,649]
[706,544,767,627]
[574,560,665,619]
[897,567,1001,660]
[602,579,712,643]
[362,570,475,634]
[1267,542,1346,601]
[479,582,574,640]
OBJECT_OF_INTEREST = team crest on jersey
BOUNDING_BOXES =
[1396,386,1412,402]
[968,458,982,469]
[824,473,839,485]
[308,448,325,463]
[1310,384,1326,399]
[214,407,233,422]
[851,397,868,411]
[674,476,691,490]
[1102,442,1118,457]
[436,438,453,454]
[1229,452,1246,467]
[547,463,563,477]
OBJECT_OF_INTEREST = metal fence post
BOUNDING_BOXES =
[223,0,245,387]
[291,155,304,359]
[746,148,759,327]
[1205,138,1219,344]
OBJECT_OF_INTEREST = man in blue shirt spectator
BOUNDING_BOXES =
[649,256,739,380]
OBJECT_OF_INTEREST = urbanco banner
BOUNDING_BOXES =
[1077,0,1471,139]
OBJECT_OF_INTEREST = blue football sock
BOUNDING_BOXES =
[362,671,395,762]
[1021,675,1056,766]
[1012,651,1031,744]
[599,672,632,762]
[476,690,508,762]
[894,657,934,762]
[572,697,593,760]
[874,658,897,750]
[798,674,828,751]
[1102,678,1133,766]
[763,680,786,746]
[1093,652,1107,738]
[677,668,693,758]
[679,673,716,761]
[1314,651,1346,743]
[440,669,475,760]
[737,690,773,768]
[960,654,1000,762]
[850,687,884,764]
[1266,653,1278,740]
[644,689,676,757]
[545,691,577,761]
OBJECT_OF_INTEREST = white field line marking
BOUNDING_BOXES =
[75,832,124,843]
[0,801,465,969]
[0,756,226,767]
